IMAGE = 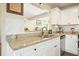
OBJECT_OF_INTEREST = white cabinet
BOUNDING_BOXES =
[6,42,14,56]
[35,37,60,56]
[13,37,60,56]
[35,41,55,56]
[53,38,60,56]
[14,45,37,56]
[61,7,79,25]
[51,8,61,25]
[65,35,78,55]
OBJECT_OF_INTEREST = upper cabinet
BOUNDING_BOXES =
[61,7,79,25]
[51,8,61,25]
[51,6,79,25]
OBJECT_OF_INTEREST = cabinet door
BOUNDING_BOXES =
[14,49,23,56]
[36,45,55,56]
[6,42,14,56]
[35,37,60,56]
[51,8,61,24]
[35,40,55,56]
[53,39,60,56]
[61,8,78,25]
[53,44,60,56]
[15,45,37,56]
[65,35,78,55]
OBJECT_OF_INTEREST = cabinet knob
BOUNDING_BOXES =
[34,48,36,51]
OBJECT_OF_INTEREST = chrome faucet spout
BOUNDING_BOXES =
[41,26,47,36]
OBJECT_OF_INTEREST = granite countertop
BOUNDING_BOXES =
[6,32,79,50]
[7,35,60,50]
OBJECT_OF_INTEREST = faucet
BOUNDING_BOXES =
[41,26,48,36]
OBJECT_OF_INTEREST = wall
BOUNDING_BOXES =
[0,3,25,55]
[5,13,24,35]
[24,16,49,31]
[24,19,36,31]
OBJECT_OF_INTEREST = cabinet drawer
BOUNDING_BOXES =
[66,35,77,39]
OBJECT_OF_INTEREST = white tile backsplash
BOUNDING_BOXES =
[52,25,79,32]
[61,25,79,32]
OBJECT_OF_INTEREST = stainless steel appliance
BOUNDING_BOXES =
[78,35,79,48]
[78,35,79,56]
[60,35,65,55]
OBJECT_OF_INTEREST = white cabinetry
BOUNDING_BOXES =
[53,38,60,56]
[61,7,78,25]
[35,37,60,56]
[12,37,60,56]
[6,42,14,56]
[65,35,78,55]
[51,8,61,25]
[14,45,36,56]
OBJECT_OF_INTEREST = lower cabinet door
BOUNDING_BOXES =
[65,35,78,55]
[14,46,36,56]
[35,39,59,56]
[53,44,60,56]
[35,37,60,56]
[35,45,55,56]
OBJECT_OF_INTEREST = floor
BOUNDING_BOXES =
[62,52,77,56]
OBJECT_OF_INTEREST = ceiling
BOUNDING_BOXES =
[24,3,48,18]
[24,3,79,19]
[32,3,79,10]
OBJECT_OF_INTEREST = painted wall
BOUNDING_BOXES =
[5,13,25,35]
[1,3,25,55]
[24,16,49,31]
[24,19,36,31]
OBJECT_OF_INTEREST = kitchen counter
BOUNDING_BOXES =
[6,32,79,50]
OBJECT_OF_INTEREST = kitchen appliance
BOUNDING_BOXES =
[60,35,65,55]
[78,35,79,48]
[78,35,79,56]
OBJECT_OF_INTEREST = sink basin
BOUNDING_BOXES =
[42,34,55,38]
